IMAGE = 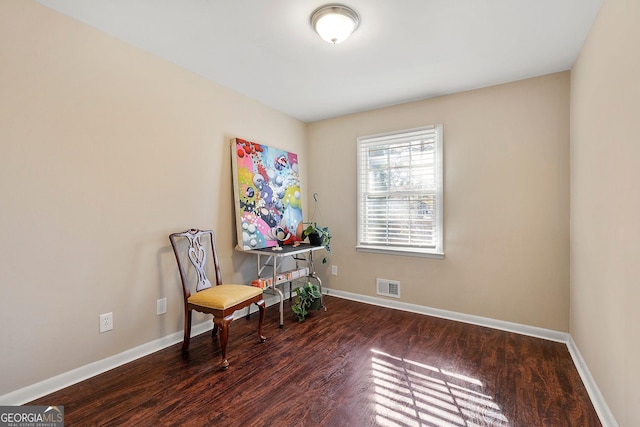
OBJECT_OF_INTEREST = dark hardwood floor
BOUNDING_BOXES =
[29,296,600,426]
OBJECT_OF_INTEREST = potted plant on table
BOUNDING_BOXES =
[302,222,331,263]
[291,281,322,322]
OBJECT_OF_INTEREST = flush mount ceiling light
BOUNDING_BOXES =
[311,4,360,44]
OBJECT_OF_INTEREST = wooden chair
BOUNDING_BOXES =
[169,229,266,370]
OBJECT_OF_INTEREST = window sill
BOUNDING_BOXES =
[356,245,444,259]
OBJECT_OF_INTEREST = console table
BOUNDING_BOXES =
[241,243,325,327]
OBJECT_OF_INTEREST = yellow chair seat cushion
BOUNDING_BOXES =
[188,284,262,310]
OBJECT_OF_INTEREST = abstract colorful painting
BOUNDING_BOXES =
[231,138,304,250]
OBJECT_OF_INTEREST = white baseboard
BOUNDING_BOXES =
[565,335,619,427]
[0,288,618,427]
[0,321,206,406]
[0,292,283,406]
[325,288,569,341]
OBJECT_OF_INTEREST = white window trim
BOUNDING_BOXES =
[356,125,444,258]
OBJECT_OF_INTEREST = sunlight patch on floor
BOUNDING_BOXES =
[371,349,509,427]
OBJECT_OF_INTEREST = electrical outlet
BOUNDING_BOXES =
[157,298,167,315]
[331,265,338,276]
[99,312,113,333]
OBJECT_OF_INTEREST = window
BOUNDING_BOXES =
[357,125,443,258]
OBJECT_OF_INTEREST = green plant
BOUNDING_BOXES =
[291,281,322,322]
[302,222,331,263]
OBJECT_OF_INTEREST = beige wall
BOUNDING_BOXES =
[0,1,306,395]
[308,72,570,331]
[571,0,640,425]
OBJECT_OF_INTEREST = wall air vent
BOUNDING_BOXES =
[376,278,400,298]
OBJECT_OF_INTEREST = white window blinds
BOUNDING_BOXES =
[357,125,443,257]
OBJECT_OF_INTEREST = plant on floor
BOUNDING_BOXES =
[291,281,322,322]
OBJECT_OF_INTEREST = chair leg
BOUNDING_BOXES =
[182,309,192,353]
[212,320,218,337]
[257,299,267,343]
[217,314,234,370]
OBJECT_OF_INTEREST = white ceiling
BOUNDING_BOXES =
[36,0,603,123]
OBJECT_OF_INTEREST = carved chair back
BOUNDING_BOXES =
[169,229,223,302]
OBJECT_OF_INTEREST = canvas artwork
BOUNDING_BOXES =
[231,138,304,250]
